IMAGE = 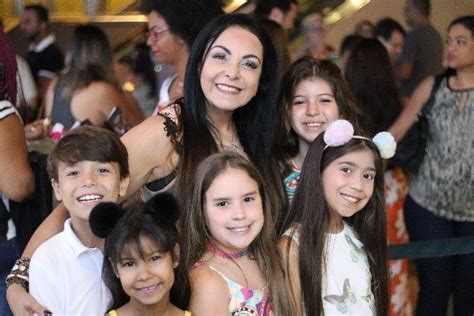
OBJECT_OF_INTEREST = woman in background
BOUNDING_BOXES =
[390,16,474,315]
[143,0,223,111]
[43,24,143,134]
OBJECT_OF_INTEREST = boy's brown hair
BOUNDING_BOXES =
[47,126,129,181]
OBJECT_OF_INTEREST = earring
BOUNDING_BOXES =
[173,261,179,268]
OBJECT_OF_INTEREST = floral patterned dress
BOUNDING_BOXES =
[384,167,412,315]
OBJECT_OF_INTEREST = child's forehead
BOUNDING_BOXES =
[330,149,376,169]
[121,236,164,258]
[57,160,117,169]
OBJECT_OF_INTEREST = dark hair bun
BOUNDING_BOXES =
[145,192,180,224]
[89,202,124,238]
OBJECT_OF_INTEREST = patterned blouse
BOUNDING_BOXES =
[193,262,272,315]
[409,76,473,221]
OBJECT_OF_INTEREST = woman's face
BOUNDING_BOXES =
[146,10,186,65]
[446,24,474,70]
[200,26,263,114]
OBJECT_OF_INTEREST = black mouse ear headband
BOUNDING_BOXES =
[89,192,181,239]
[89,202,125,238]
[144,192,180,226]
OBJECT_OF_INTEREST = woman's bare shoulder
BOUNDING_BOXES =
[121,115,178,196]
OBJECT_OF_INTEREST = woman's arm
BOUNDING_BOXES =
[43,79,56,119]
[278,236,303,316]
[22,203,69,257]
[0,114,34,201]
[188,266,230,315]
[121,114,178,198]
[0,109,51,315]
[389,76,434,141]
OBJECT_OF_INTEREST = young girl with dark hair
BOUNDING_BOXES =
[279,120,392,315]
[89,193,190,316]
[181,151,294,315]
[274,56,361,203]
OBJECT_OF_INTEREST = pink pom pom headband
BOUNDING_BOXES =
[323,120,396,159]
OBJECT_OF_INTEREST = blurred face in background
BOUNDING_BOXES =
[20,9,43,42]
[303,14,327,49]
[404,0,418,27]
[282,3,298,31]
[446,23,474,71]
[146,10,186,65]
[378,30,405,61]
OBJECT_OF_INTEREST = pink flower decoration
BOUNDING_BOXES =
[323,120,354,147]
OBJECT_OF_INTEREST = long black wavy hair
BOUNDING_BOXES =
[176,13,287,230]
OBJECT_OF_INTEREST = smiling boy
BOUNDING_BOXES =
[29,126,129,315]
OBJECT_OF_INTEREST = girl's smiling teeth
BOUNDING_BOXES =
[227,224,251,233]
[304,122,323,128]
[137,284,161,293]
[77,194,104,202]
[339,192,362,204]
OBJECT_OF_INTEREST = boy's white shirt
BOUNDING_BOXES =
[30,218,111,315]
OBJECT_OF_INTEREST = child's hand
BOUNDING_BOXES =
[6,284,50,316]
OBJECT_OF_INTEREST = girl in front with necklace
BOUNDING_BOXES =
[181,151,294,315]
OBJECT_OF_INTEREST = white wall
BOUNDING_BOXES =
[325,0,474,52]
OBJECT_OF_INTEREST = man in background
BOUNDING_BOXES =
[375,17,406,63]
[20,4,63,99]
[254,0,298,32]
[395,0,443,100]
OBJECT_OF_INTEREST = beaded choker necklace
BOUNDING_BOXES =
[208,243,250,288]
[208,243,248,260]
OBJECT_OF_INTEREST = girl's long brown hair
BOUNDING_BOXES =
[274,56,364,176]
[181,151,295,315]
